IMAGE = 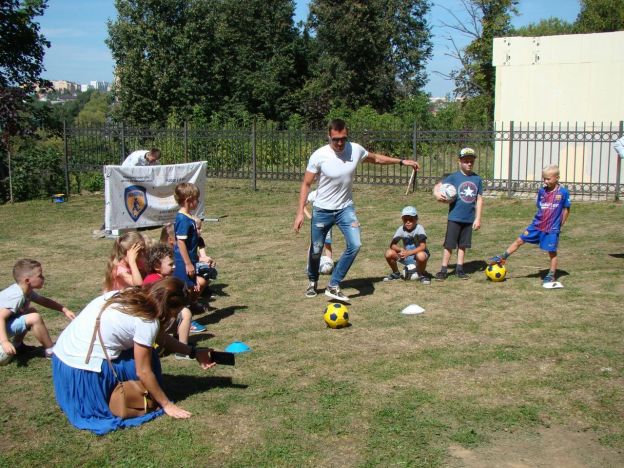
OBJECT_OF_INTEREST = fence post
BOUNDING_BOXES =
[507,121,514,198]
[411,122,418,192]
[184,120,189,163]
[251,118,257,191]
[7,144,13,204]
[616,120,623,202]
[63,120,70,198]
[120,122,126,164]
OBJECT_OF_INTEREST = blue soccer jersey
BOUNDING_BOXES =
[530,185,571,233]
[444,171,483,223]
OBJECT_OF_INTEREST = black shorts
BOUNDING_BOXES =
[443,220,473,249]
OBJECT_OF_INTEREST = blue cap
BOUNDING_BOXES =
[401,206,418,217]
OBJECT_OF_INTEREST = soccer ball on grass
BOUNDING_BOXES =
[323,303,349,329]
[485,263,506,282]
[402,263,419,280]
[0,347,14,366]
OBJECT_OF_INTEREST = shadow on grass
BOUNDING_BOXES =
[434,260,487,275]
[609,253,624,259]
[197,305,248,326]
[340,277,380,298]
[163,374,248,402]
[205,282,229,298]
[526,269,570,279]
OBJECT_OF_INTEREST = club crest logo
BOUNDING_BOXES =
[124,185,147,221]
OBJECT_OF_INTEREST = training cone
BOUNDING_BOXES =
[401,304,425,315]
[225,341,251,353]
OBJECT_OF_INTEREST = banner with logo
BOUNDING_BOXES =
[104,162,206,230]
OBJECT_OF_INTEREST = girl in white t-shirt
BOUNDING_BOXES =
[52,278,216,435]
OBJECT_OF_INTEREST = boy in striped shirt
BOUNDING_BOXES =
[487,165,571,284]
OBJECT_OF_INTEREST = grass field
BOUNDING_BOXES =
[1,179,623,467]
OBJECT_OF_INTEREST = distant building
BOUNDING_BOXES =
[51,80,79,94]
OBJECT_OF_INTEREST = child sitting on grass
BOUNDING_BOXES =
[0,259,75,359]
[488,165,571,284]
[383,206,431,284]
[143,244,201,357]
[103,231,147,292]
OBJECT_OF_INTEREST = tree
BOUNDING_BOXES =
[0,0,50,140]
[574,0,624,33]
[75,92,110,126]
[512,17,575,36]
[303,0,432,126]
[440,0,518,124]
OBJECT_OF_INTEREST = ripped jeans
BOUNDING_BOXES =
[308,205,361,287]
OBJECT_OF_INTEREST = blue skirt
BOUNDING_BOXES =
[52,348,165,435]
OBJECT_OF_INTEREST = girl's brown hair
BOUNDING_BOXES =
[101,277,189,325]
[103,231,146,291]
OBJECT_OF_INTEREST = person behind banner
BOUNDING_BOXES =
[121,148,161,167]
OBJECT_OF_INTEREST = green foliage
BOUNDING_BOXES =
[75,92,110,126]
[305,0,432,126]
[512,17,575,36]
[574,0,624,33]
[1,139,65,202]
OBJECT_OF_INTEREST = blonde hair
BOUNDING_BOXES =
[174,182,199,205]
[101,277,189,326]
[159,223,175,246]
[542,165,560,177]
[103,231,146,291]
[12,259,42,282]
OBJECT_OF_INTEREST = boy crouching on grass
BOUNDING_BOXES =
[0,259,75,359]
[383,206,431,284]
[488,165,571,284]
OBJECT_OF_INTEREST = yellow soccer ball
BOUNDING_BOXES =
[485,263,507,282]
[323,303,349,329]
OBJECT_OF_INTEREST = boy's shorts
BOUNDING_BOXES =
[6,315,27,337]
[399,244,430,265]
[520,225,559,252]
[443,220,473,249]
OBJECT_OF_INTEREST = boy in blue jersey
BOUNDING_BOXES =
[488,165,571,284]
[434,148,483,280]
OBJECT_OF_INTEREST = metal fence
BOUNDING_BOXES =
[62,120,623,200]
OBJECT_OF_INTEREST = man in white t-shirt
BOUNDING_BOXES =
[121,148,161,167]
[293,119,420,302]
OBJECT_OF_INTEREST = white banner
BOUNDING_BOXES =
[104,162,206,230]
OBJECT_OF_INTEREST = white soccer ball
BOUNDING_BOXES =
[439,183,457,202]
[319,256,334,275]
[402,263,419,280]
[0,347,14,366]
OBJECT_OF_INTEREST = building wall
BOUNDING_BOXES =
[492,31,624,184]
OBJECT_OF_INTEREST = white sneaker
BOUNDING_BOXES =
[325,285,350,303]
[305,281,317,298]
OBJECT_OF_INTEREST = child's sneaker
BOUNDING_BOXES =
[190,321,206,334]
[543,274,555,284]
[325,285,350,303]
[175,352,194,360]
[305,281,317,298]
[383,271,402,282]
[487,255,506,266]
[420,275,431,285]
[434,271,447,281]
[456,270,469,280]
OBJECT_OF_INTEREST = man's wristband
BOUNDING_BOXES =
[188,344,197,359]
[399,158,405,166]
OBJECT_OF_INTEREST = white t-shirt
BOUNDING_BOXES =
[121,150,157,167]
[0,283,40,317]
[54,291,160,372]
[305,142,368,210]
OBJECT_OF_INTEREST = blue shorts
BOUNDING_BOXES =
[6,315,27,336]
[398,244,430,265]
[520,225,559,252]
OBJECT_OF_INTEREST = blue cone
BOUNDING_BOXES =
[225,341,251,354]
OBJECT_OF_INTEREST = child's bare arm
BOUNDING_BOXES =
[473,195,483,230]
[0,308,16,354]
[32,296,75,320]
[176,239,195,278]
[561,207,570,227]
[125,243,145,286]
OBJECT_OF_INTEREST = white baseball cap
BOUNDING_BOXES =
[401,206,418,217]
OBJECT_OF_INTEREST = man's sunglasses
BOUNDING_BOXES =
[330,137,348,143]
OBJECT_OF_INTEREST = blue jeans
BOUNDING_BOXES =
[308,205,361,287]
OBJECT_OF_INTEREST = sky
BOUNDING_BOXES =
[38,0,581,97]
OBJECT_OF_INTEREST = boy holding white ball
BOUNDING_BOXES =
[433,147,483,280]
